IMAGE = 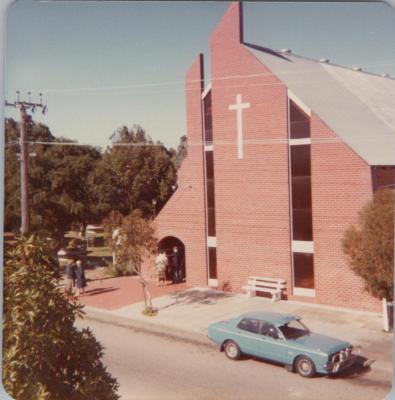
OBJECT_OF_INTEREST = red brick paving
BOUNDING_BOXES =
[76,276,188,310]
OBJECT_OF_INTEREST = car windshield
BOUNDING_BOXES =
[278,319,310,339]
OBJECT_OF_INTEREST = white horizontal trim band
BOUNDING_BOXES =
[204,144,214,151]
[208,278,218,287]
[207,236,217,247]
[293,288,316,297]
[289,138,312,146]
[292,241,314,253]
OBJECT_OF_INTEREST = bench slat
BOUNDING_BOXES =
[244,275,286,302]
[249,276,286,283]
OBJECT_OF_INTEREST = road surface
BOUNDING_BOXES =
[76,318,391,400]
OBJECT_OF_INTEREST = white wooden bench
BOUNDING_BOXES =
[243,276,286,302]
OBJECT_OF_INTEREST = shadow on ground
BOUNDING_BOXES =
[85,287,119,296]
[160,289,234,310]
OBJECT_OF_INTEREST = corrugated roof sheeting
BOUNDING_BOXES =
[246,45,395,165]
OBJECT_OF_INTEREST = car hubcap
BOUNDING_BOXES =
[227,344,237,357]
[300,360,311,374]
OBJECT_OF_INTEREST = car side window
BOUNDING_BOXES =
[261,322,279,339]
[237,318,261,334]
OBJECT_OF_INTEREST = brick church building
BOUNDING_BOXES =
[150,3,395,311]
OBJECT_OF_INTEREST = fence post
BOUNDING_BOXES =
[383,298,390,332]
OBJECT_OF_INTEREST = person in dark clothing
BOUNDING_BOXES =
[171,246,182,284]
[75,259,87,297]
[65,260,76,294]
[165,252,172,282]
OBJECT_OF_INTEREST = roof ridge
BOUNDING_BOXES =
[243,41,395,81]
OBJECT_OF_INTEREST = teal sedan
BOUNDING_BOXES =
[207,312,358,378]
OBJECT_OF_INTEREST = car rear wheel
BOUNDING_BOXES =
[295,356,316,378]
[224,340,241,360]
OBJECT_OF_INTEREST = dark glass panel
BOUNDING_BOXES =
[291,176,312,210]
[208,247,217,279]
[293,253,315,289]
[205,129,213,144]
[290,100,310,139]
[238,318,261,334]
[206,178,215,208]
[204,91,213,143]
[205,151,214,179]
[371,166,395,192]
[290,120,310,139]
[292,209,313,241]
[290,145,311,177]
[207,207,216,237]
[260,322,279,339]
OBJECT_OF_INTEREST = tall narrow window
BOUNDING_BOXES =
[205,151,216,236]
[290,145,313,241]
[203,88,217,282]
[289,102,310,139]
[208,248,218,280]
[203,91,213,144]
[289,99,315,294]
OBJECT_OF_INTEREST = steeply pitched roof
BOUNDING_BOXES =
[245,44,395,166]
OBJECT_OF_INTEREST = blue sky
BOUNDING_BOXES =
[4,1,395,150]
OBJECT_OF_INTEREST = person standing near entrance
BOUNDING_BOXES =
[171,246,181,283]
[155,251,167,286]
[65,260,76,295]
[75,259,87,297]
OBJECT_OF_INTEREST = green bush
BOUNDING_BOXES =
[3,235,119,400]
[343,189,394,301]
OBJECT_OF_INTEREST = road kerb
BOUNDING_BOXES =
[80,306,215,349]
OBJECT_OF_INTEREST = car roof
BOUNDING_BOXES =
[238,312,300,327]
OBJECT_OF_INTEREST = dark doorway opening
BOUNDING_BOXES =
[158,236,186,283]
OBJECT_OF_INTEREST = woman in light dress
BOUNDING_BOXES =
[155,251,168,286]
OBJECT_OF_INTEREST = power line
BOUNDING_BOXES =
[6,134,394,148]
[17,63,395,95]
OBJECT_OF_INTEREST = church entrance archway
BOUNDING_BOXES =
[158,236,186,283]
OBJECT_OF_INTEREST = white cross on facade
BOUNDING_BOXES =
[228,93,250,159]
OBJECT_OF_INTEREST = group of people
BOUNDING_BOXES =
[65,259,87,297]
[154,246,183,286]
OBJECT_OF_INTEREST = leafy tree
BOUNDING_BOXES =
[94,125,177,218]
[3,235,119,400]
[4,119,21,231]
[342,189,394,301]
[29,137,102,240]
[4,118,102,242]
[171,135,188,170]
[104,210,157,313]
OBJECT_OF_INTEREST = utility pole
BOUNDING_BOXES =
[5,91,47,235]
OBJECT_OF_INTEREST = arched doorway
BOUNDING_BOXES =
[158,236,186,283]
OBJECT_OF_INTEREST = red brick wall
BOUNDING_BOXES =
[210,2,292,294]
[147,54,208,286]
[148,2,380,312]
[310,117,380,311]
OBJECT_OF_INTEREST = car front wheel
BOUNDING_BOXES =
[224,340,241,360]
[295,356,316,378]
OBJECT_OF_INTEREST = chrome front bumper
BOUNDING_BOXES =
[328,354,357,373]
